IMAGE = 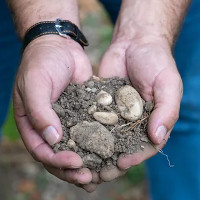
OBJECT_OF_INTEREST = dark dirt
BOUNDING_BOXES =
[52,77,153,171]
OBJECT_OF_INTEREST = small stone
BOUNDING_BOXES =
[87,81,95,88]
[67,139,76,149]
[145,100,154,112]
[85,87,92,92]
[70,121,114,159]
[66,120,74,128]
[88,105,97,115]
[96,90,113,106]
[52,104,65,118]
[93,112,118,125]
[115,85,143,121]
[82,154,102,169]
[92,75,100,81]
[91,88,97,93]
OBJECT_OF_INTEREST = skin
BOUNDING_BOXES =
[8,0,191,192]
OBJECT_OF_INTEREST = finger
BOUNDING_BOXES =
[148,69,183,145]
[45,166,92,185]
[117,139,169,170]
[91,170,103,184]
[15,114,83,168]
[100,164,126,182]
[81,183,98,193]
[64,168,92,184]
[72,49,93,83]
[98,43,128,78]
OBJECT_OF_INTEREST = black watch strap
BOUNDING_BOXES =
[22,19,89,50]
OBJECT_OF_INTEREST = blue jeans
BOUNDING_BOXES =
[100,0,200,199]
[0,1,21,135]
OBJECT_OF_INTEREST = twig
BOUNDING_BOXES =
[110,122,133,133]
[125,116,149,132]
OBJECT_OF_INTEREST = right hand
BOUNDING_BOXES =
[13,35,93,185]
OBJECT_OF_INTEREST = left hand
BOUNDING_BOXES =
[80,35,183,192]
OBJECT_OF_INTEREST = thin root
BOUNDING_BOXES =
[150,141,174,168]
[125,116,149,132]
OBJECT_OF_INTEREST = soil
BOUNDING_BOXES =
[52,77,153,172]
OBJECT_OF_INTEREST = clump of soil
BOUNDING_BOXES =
[52,77,153,172]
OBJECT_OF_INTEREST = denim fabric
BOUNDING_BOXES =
[0,1,21,135]
[99,0,200,200]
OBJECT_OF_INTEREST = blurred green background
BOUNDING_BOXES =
[3,103,19,141]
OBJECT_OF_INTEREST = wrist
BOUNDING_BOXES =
[111,23,172,52]
[23,34,82,55]
[8,0,80,40]
[112,0,190,48]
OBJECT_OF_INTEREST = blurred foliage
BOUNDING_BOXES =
[2,103,20,141]
[125,164,145,184]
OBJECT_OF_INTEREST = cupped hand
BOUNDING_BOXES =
[89,36,183,190]
[13,35,93,185]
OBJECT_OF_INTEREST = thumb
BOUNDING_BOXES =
[98,43,127,78]
[148,69,183,145]
[20,68,73,146]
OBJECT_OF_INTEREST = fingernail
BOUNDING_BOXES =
[155,125,167,144]
[42,126,59,145]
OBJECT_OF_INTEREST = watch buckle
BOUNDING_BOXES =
[55,18,68,38]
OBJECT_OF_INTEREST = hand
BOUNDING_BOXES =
[13,35,94,185]
[90,36,183,190]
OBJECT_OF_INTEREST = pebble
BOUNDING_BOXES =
[85,87,91,92]
[93,112,118,125]
[96,90,113,106]
[70,121,114,159]
[91,88,97,93]
[52,104,65,118]
[92,75,100,81]
[87,81,95,88]
[82,154,102,169]
[88,105,97,114]
[67,139,76,149]
[115,85,143,121]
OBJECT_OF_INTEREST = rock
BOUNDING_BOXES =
[70,121,114,159]
[88,105,97,115]
[82,154,102,169]
[115,85,143,121]
[92,75,100,81]
[91,88,97,93]
[96,90,113,106]
[145,100,154,112]
[86,81,95,88]
[67,139,76,149]
[85,87,91,92]
[52,104,65,118]
[93,112,118,125]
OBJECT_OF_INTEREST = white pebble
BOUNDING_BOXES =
[115,85,143,121]
[88,105,97,115]
[96,90,113,106]
[85,87,91,92]
[67,139,76,149]
[92,75,100,81]
[93,112,118,125]
[91,88,97,93]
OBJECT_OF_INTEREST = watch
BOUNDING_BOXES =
[22,18,89,51]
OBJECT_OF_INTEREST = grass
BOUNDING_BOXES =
[2,103,20,141]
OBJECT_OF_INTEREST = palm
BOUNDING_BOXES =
[99,40,182,169]
[14,37,93,185]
